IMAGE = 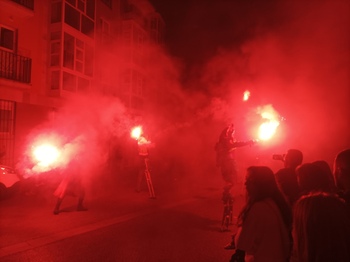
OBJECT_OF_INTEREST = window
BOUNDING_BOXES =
[0,100,15,167]
[50,31,61,40]
[64,0,95,37]
[51,1,62,23]
[63,33,74,69]
[99,18,111,46]
[81,15,94,35]
[65,3,80,30]
[0,110,11,132]
[101,0,112,9]
[0,100,14,134]
[77,0,85,12]
[101,18,110,34]
[84,44,93,76]
[62,72,90,93]
[51,71,60,90]
[75,39,84,72]
[86,0,95,19]
[63,71,76,91]
[0,26,16,51]
[62,33,93,76]
[66,0,76,6]
[50,42,60,66]
[50,31,61,66]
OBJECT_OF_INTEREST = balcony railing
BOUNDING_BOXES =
[11,0,34,10]
[0,49,32,84]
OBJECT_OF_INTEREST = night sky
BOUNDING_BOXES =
[147,0,350,164]
[149,0,292,82]
[149,0,350,85]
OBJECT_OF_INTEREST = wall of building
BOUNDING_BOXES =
[0,0,164,169]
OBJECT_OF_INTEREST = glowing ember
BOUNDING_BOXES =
[32,144,60,167]
[243,90,251,101]
[131,126,142,140]
[256,105,280,141]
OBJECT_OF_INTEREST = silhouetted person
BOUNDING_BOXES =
[292,192,350,262]
[333,148,350,214]
[230,166,292,262]
[53,158,87,215]
[312,160,337,192]
[274,149,303,206]
[135,133,154,193]
[296,162,336,196]
[215,124,255,187]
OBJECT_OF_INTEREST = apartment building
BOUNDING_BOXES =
[0,0,164,168]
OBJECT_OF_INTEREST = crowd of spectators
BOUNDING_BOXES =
[228,148,350,262]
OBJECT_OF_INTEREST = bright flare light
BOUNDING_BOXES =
[258,120,280,140]
[33,144,60,167]
[131,126,142,140]
[243,90,251,101]
[257,105,280,141]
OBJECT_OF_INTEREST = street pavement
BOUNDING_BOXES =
[0,172,245,260]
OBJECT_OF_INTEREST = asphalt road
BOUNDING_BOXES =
[0,173,245,262]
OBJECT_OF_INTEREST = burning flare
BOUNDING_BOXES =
[20,132,86,177]
[256,105,280,141]
[243,90,251,101]
[32,144,60,167]
[131,126,142,140]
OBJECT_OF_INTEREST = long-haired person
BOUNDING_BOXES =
[333,148,350,215]
[292,192,350,262]
[296,162,336,196]
[230,166,292,262]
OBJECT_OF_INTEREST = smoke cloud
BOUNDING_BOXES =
[160,0,350,168]
[18,0,350,197]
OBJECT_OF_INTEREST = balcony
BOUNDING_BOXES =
[0,49,32,84]
[11,0,34,10]
[0,0,34,18]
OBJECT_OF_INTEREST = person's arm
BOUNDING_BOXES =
[231,140,256,149]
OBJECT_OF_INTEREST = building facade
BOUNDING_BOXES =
[0,0,164,168]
